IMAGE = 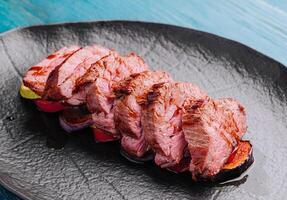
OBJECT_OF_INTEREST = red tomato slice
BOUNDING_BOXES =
[34,99,66,112]
[91,127,118,142]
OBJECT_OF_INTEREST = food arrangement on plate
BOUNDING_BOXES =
[20,44,254,182]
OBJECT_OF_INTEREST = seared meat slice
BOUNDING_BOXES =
[182,98,247,180]
[142,82,208,168]
[56,46,110,101]
[23,46,80,96]
[67,52,148,106]
[66,87,89,106]
[44,45,110,100]
[217,98,247,139]
[114,71,172,157]
[86,52,149,135]
[67,51,120,106]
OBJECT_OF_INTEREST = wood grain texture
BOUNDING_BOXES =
[0,0,287,66]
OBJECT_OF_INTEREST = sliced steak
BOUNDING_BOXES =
[114,71,173,157]
[217,98,247,139]
[86,52,149,135]
[182,98,247,180]
[67,51,120,106]
[44,45,110,100]
[23,46,81,96]
[142,82,208,168]
[119,52,148,77]
[67,52,148,106]
[56,46,110,100]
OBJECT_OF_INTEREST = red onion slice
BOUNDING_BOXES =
[59,106,93,133]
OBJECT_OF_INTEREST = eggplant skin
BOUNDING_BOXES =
[120,148,154,164]
[195,141,254,183]
[211,141,254,182]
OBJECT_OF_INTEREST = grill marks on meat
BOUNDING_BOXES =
[120,52,148,74]
[182,98,247,180]
[68,51,149,106]
[66,53,117,106]
[44,45,110,100]
[23,46,81,96]
[22,44,251,180]
[217,98,247,139]
[114,71,173,157]
[142,82,208,168]
[56,46,110,100]
[85,52,149,135]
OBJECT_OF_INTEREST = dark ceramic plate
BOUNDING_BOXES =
[0,21,286,200]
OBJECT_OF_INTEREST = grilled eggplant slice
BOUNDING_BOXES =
[120,148,154,164]
[212,140,254,182]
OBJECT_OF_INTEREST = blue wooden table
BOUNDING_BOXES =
[1,0,287,199]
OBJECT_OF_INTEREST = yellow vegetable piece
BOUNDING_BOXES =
[20,83,41,99]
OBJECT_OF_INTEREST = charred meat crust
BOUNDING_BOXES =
[146,83,166,103]
[85,52,149,136]
[44,45,110,100]
[23,46,81,96]
[114,71,172,158]
[72,54,111,94]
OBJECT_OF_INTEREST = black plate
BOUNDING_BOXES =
[0,21,286,200]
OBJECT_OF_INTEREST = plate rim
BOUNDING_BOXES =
[0,175,32,200]
[0,20,286,68]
